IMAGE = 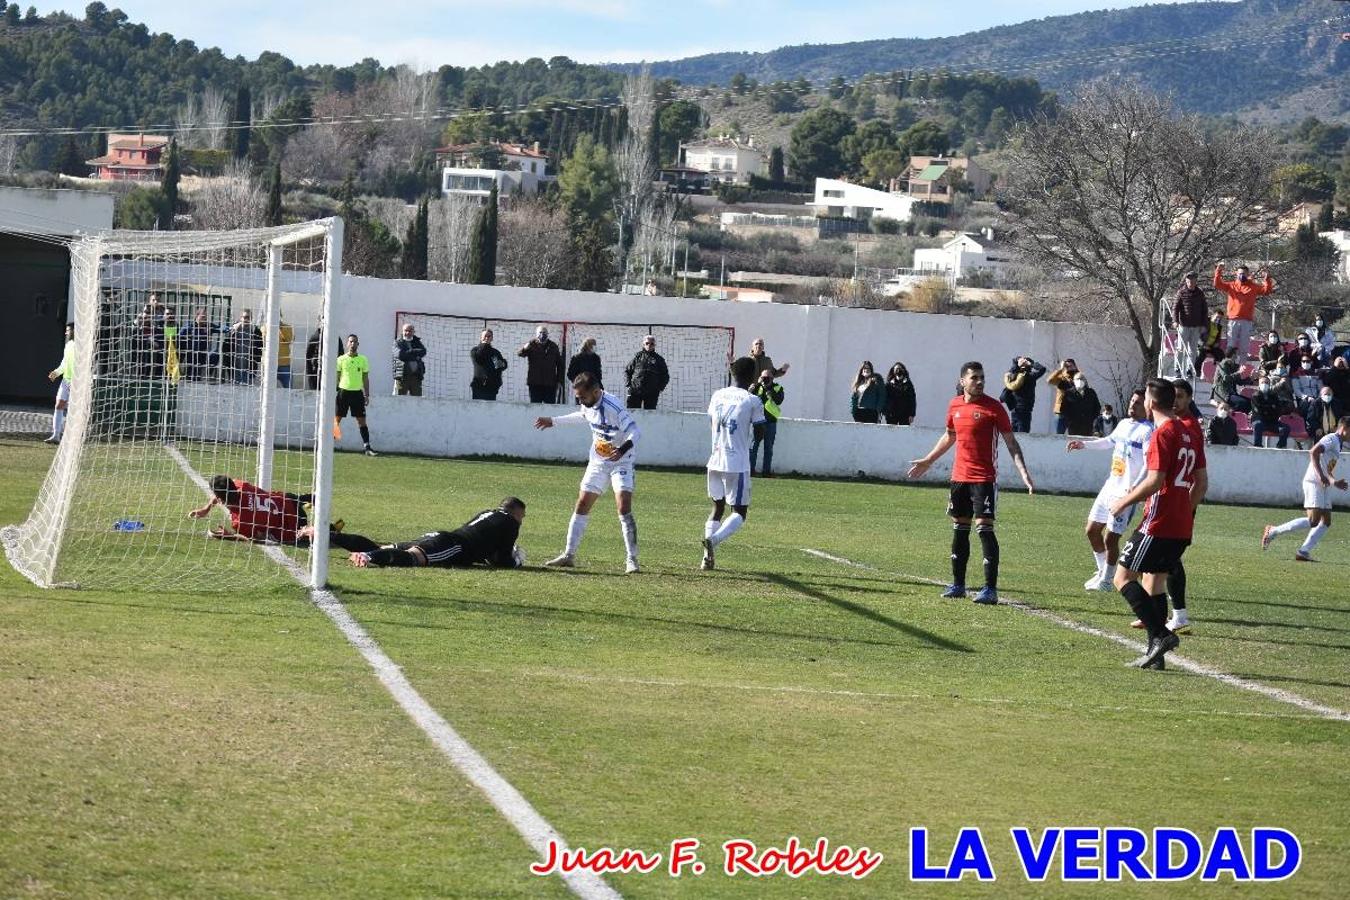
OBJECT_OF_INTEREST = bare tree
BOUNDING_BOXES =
[281,126,349,184]
[0,133,18,176]
[255,89,284,127]
[175,94,202,149]
[999,81,1278,368]
[429,195,479,283]
[497,197,572,288]
[189,161,266,230]
[616,67,658,286]
[200,86,231,151]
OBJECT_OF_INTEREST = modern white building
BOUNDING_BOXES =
[440,167,544,201]
[679,137,766,185]
[913,229,1018,282]
[811,178,917,223]
[436,141,552,201]
[1321,229,1350,282]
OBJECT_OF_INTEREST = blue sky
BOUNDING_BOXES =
[55,1,1206,68]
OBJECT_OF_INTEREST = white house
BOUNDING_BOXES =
[1321,229,1350,282]
[811,178,916,223]
[441,167,546,201]
[913,229,1018,282]
[679,137,766,185]
[437,141,551,201]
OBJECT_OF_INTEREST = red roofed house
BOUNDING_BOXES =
[86,133,170,182]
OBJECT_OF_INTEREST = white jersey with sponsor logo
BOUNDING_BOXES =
[553,391,640,464]
[1305,432,1344,484]
[1102,418,1155,498]
[706,386,766,473]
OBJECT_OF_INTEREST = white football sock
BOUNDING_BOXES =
[710,512,744,547]
[704,517,718,540]
[620,513,638,560]
[1272,517,1310,537]
[52,407,65,439]
[1092,550,1107,576]
[1103,563,1116,582]
[1300,523,1329,555]
[564,513,589,556]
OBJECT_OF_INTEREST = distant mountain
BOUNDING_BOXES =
[614,0,1350,120]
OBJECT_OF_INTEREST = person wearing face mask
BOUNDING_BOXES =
[1311,315,1336,364]
[1323,355,1350,403]
[1249,375,1291,449]
[1046,357,1080,434]
[1063,372,1102,436]
[1207,401,1239,446]
[518,325,564,404]
[1289,332,1316,372]
[1213,263,1274,359]
[1210,347,1254,413]
[1303,386,1345,441]
[1258,331,1286,374]
[850,361,886,423]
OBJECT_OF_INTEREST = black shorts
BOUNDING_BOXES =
[1118,531,1190,574]
[406,531,475,567]
[948,481,997,520]
[336,389,366,418]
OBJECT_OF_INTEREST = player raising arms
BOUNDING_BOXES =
[1110,378,1207,670]
[535,372,642,574]
[336,498,527,569]
[1262,415,1350,562]
[1067,388,1153,591]
[701,356,766,571]
[907,361,1035,604]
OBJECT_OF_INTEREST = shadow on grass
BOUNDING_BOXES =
[338,589,947,651]
[763,573,973,654]
[1213,632,1350,653]
[1228,672,1350,691]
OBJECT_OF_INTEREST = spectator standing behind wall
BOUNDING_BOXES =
[1002,356,1045,433]
[1171,271,1209,378]
[178,308,221,382]
[749,337,790,378]
[305,328,323,390]
[567,337,603,390]
[884,362,917,425]
[277,317,294,388]
[1046,358,1080,435]
[1213,263,1274,359]
[1063,372,1102,436]
[751,369,784,476]
[519,325,563,403]
[223,309,263,385]
[850,361,886,423]
[1207,401,1240,446]
[393,322,427,396]
[625,336,670,410]
[1093,404,1119,438]
[469,329,508,401]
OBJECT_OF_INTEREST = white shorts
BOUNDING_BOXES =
[55,379,70,404]
[1303,480,1331,511]
[1088,486,1135,535]
[708,469,752,506]
[580,457,635,496]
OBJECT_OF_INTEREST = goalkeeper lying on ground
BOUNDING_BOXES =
[331,497,527,569]
[187,475,343,545]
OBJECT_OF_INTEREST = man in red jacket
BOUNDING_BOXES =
[1213,263,1274,361]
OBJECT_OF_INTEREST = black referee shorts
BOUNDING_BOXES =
[1118,530,1190,574]
[336,389,366,418]
[948,481,998,520]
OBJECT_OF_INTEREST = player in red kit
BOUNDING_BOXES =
[908,361,1035,604]
[187,475,339,545]
[1111,378,1208,669]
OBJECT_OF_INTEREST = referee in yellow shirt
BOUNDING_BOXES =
[45,323,76,444]
[334,333,377,456]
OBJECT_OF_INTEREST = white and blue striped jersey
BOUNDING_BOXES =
[553,391,640,463]
[707,386,766,473]
[1103,418,1155,497]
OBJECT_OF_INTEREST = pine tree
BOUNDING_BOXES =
[466,185,498,285]
[769,146,785,184]
[233,85,251,160]
[401,197,429,280]
[265,161,282,226]
[158,139,180,230]
[56,137,85,176]
[1318,202,1334,232]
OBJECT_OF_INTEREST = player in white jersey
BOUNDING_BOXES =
[1262,415,1350,561]
[1065,389,1153,590]
[701,357,767,570]
[534,372,643,574]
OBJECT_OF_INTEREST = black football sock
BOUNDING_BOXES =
[951,523,971,585]
[1167,561,1186,610]
[1154,594,1170,628]
[1121,580,1164,639]
[977,524,1000,590]
[359,424,371,445]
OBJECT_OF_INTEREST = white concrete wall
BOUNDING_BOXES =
[0,186,115,235]
[335,277,1146,434]
[174,384,1315,507]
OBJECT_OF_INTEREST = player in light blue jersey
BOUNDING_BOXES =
[534,372,642,574]
[701,357,766,570]
[1066,388,1153,590]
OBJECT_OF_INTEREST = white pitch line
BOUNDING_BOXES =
[165,445,620,900]
[801,548,1350,723]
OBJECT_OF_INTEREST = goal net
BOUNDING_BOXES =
[3,219,342,592]
[397,312,735,411]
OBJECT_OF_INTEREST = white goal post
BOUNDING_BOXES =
[3,219,343,591]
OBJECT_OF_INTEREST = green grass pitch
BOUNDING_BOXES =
[3,435,1349,897]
